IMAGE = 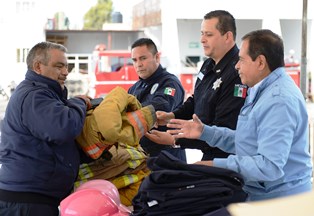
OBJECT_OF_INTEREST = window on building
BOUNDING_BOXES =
[16,1,35,14]
[46,35,68,46]
[185,56,200,67]
[16,48,29,63]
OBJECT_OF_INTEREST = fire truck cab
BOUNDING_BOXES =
[91,44,138,98]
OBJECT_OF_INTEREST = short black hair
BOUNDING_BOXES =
[242,29,284,71]
[204,10,236,40]
[131,38,158,55]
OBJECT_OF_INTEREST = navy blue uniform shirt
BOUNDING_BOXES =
[128,65,186,160]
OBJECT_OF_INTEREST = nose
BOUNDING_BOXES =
[135,60,143,68]
[62,66,69,76]
[200,35,206,43]
[235,61,240,70]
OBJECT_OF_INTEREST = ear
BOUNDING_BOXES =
[32,61,42,74]
[225,31,234,42]
[155,52,161,63]
[257,55,267,70]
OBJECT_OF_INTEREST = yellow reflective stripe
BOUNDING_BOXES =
[78,163,94,180]
[126,159,142,168]
[121,174,139,185]
[126,148,144,160]
[74,179,88,189]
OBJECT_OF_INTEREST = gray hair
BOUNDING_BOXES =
[26,41,67,70]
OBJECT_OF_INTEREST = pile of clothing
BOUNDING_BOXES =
[76,86,156,159]
[75,143,150,206]
[75,86,156,206]
[132,151,246,216]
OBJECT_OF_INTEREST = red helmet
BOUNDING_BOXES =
[60,188,130,216]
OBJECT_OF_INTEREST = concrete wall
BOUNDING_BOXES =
[46,30,144,53]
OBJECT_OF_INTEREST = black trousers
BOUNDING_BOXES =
[0,201,59,216]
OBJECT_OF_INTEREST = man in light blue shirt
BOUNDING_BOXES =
[167,29,313,201]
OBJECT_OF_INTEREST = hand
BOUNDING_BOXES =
[76,95,92,110]
[156,111,174,126]
[194,160,213,166]
[167,114,204,139]
[145,130,174,145]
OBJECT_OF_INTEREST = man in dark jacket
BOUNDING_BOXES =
[128,38,186,161]
[147,10,247,161]
[0,42,91,216]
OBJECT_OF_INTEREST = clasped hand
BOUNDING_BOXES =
[145,114,204,145]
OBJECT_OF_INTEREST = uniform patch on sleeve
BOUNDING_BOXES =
[234,84,247,98]
[164,87,176,96]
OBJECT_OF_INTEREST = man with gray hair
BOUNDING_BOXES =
[0,41,91,215]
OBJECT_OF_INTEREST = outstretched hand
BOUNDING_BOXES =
[167,114,204,139]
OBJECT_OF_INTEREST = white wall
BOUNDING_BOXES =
[0,0,46,87]
[158,0,313,92]
[1,0,313,90]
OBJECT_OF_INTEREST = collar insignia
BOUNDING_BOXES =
[150,83,159,94]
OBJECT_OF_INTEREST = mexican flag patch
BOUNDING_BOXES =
[234,84,247,98]
[164,87,176,96]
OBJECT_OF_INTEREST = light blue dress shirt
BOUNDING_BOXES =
[200,67,313,201]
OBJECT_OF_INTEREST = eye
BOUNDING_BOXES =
[201,32,211,37]
[140,57,146,61]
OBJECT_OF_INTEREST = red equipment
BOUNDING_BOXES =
[92,44,138,98]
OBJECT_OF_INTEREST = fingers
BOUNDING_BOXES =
[194,160,213,166]
[192,114,201,123]
[156,111,174,126]
[167,129,182,135]
[167,119,181,128]
[156,111,164,118]
[75,95,92,110]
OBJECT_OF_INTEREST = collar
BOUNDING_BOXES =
[247,79,264,103]
[140,64,165,85]
[25,70,67,99]
[247,67,285,103]
[213,44,239,74]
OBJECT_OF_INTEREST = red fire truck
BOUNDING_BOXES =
[91,44,138,98]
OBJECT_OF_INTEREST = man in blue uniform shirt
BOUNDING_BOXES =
[128,38,186,161]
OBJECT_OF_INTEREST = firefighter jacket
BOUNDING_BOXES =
[132,151,246,216]
[76,86,156,159]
